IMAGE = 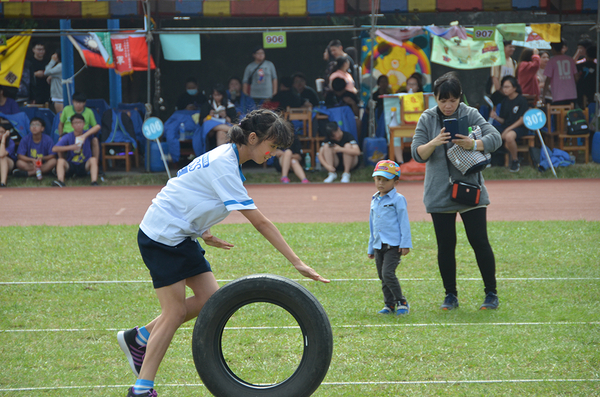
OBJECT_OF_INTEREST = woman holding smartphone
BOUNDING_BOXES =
[410,72,502,311]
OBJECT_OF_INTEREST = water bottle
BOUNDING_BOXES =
[35,158,42,180]
[389,107,399,127]
[315,154,321,171]
[179,122,186,141]
[304,153,311,171]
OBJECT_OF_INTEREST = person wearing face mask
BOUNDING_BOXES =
[411,72,502,312]
[176,77,209,117]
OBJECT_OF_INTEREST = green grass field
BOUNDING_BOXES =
[1,221,599,396]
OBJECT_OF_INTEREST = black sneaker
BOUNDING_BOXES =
[509,160,520,172]
[480,292,499,310]
[126,387,157,397]
[441,293,459,310]
[12,169,29,178]
[0,183,7,188]
[52,180,66,188]
[91,181,99,186]
[117,327,146,377]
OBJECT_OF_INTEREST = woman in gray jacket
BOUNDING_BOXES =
[411,72,502,311]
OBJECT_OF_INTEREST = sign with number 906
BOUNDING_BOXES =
[263,32,287,48]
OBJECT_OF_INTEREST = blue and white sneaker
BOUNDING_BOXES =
[396,301,410,315]
[117,327,146,377]
[377,305,394,314]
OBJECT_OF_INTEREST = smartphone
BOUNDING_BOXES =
[443,118,459,140]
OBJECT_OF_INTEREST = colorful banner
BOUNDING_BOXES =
[431,32,504,70]
[360,32,432,103]
[0,34,31,87]
[530,23,561,43]
[511,27,551,50]
[110,33,156,75]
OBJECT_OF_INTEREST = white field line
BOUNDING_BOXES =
[2,321,599,333]
[1,378,599,392]
[1,277,599,285]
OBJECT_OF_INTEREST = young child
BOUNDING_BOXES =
[14,117,57,179]
[51,113,100,187]
[367,160,412,315]
[318,121,360,183]
[0,124,16,187]
[117,109,329,397]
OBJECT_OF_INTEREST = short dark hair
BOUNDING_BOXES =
[227,76,242,86]
[292,72,306,82]
[503,41,513,47]
[30,117,46,128]
[252,45,263,55]
[280,76,293,89]
[325,121,339,136]
[501,75,522,95]
[550,40,565,53]
[377,75,388,85]
[185,76,198,85]
[577,38,593,49]
[331,77,346,92]
[334,56,348,72]
[72,92,87,103]
[433,72,462,100]
[587,46,597,59]
[328,39,342,48]
[228,109,293,148]
[70,113,85,123]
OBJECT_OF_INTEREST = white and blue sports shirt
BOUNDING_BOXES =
[140,143,257,246]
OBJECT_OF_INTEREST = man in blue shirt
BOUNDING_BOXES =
[367,160,412,315]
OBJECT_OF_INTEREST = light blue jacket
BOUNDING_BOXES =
[368,187,412,255]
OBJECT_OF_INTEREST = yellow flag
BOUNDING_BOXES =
[0,35,32,88]
[530,24,561,43]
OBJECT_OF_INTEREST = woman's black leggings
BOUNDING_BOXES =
[430,208,496,296]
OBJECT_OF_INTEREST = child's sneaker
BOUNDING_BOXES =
[396,301,410,315]
[377,305,394,314]
[480,292,499,310]
[126,387,157,397]
[441,293,459,310]
[117,327,146,377]
[323,172,337,183]
[301,178,310,184]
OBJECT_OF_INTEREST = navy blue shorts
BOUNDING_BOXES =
[137,229,212,289]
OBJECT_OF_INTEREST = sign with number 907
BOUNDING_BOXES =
[263,32,287,48]
[473,27,496,41]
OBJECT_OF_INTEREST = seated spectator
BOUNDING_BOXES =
[318,121,360,183]
[52,113,100,187]
[372,75,393,114]
[0,86,19,115]
[292,72,320,108]
[576,45,597,109]
[275,135,309,184]
[516,48,541,102]
[206,84,236,148]
[14,117,57,179]
[325,77,359,117]
[398,72,424,94]
[489,76,529,172]
[59,92,100,162]
[176,77,209,117]
[269,76,309,111]
[227,76,254,118]
[328,56,357,94]
[0,123,16,187]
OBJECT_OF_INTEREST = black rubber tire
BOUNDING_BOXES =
[192,274,333,397]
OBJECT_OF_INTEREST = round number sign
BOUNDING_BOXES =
[142,117,164,140]
[523,108,546,131]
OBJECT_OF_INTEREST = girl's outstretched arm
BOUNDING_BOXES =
[240,209,330,284]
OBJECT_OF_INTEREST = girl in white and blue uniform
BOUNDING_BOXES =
[118,109,329,397]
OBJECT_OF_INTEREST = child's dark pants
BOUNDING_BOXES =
[375,244,405,307]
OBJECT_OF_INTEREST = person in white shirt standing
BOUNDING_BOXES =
[117,109,329,397]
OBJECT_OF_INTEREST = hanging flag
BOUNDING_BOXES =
[0,34,31,87]
[496,24,527,42]
[530,24,561,43]
[431,32,504,70]
[511,27,552,50]
[111,32,156,75]
[68,33,112,68]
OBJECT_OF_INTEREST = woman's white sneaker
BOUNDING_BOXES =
[323,172,337,183]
